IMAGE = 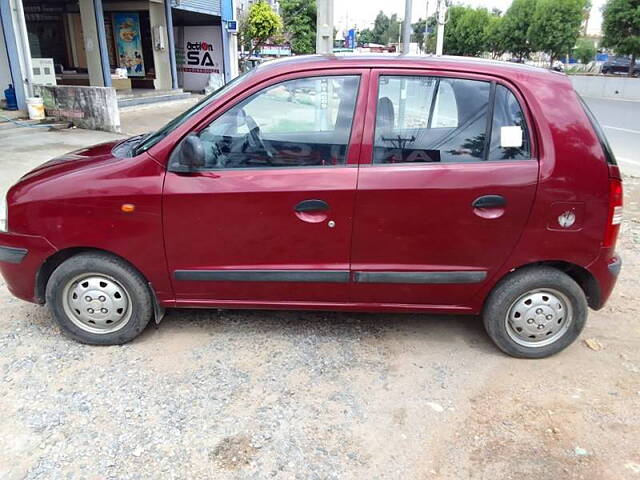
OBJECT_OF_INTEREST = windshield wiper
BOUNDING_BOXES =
[131,133,153,156]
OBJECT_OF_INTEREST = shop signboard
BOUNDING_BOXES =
[113,12,145,77]
[176,25,224,91]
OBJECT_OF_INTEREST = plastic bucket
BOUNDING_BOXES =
[26,97,45,120]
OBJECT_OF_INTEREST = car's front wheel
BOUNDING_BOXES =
[483,266,588,358]
[46,252,153,345]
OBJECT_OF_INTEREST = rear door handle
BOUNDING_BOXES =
[294,199,329,212]
[472,195,506,209]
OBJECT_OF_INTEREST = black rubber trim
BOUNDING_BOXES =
[608,257,622,277]
[0,246,28,264]
[175,269,350,283]
[353,271,487,284]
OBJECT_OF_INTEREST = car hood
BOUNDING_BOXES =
[20,140,123,181]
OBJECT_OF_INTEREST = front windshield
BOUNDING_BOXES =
[134,71,252,155]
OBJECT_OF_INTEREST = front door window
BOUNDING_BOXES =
[170,75,361,170]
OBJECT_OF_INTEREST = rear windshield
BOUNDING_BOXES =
[578,96,617,165]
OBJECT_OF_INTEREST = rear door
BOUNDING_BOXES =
[163,70,368,304]
[350,70,539,308]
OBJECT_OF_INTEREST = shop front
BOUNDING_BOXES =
[1,0,236,115]
[22,0,173,90]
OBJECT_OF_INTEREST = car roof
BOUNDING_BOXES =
[253,53,560,82]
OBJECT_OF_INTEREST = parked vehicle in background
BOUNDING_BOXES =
[0,55,623,358]
[601,56,640,76]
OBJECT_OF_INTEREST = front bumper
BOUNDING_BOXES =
[0,231,56,304]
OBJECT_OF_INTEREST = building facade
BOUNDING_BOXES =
[1,0,238,110]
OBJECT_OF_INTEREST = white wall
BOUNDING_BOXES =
[0,20,12,100]
[571,75,640,101]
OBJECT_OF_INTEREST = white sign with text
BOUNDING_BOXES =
[177,26,224,92]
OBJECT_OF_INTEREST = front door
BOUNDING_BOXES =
[350,71,539,308]
[163,71,367,304]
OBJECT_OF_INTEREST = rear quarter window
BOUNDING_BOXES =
[578,96,617,165]
[488,85,531,160]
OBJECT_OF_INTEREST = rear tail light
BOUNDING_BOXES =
[603,178,623,248]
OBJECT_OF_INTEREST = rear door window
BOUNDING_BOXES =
[374,76,491,164]
[373,75,531,164]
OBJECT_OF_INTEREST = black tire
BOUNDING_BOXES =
[45,252,153,345]
[483,266,588,359]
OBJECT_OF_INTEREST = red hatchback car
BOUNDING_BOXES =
[0,55,623,357]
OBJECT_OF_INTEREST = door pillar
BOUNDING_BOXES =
[149,1,172,90]
[0,0,27,109]
[163,0,178,89]
[78,0,111,87]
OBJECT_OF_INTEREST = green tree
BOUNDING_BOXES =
[238,1,282,63]
[386,13,401,45]
[484,13,506,58]
[280,0,316,54]
[528,0,589,66]
[574,37,597,63]
[372,11,390,44]
[500,0,538,60]
[444,6,490,56]
[358,28,375,45]
[602,0,640,76]
[443,6,466,55]
[424,15,438,53]
[412,18,426,52]
[370,11,401,45]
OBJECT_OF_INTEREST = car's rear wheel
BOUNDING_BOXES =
[46,252,153,345]
[483,266,587,358]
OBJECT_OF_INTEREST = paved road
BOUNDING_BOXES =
[583,96,640,177]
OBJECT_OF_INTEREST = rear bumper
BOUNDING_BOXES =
[0,246,28,264]
[587,247,621,310]
[0,231,56,304]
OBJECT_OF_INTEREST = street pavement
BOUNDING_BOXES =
[582,96,640,177]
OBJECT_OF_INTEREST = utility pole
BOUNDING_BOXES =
[435,0,448,56]
[424,0,430,54]
[401,0,413,54]
[316,0,334,54]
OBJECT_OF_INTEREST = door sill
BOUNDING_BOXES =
[168,299,477,314]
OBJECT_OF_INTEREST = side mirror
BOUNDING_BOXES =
[500,126,523,148]
[178,134,205,170]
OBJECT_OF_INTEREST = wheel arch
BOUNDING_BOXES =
[35,247,150,304]
[488,260,602,311]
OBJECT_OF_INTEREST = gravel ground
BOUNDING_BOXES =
[1,104,640,478]
[1,176,639,479]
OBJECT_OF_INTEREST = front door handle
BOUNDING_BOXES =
[295,199,329,212]
[472,195,506,209]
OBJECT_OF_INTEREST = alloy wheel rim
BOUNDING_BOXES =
[62,273,132,334]
[505,288,573,348]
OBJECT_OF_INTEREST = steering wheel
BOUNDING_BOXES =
[244,113,275,164]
